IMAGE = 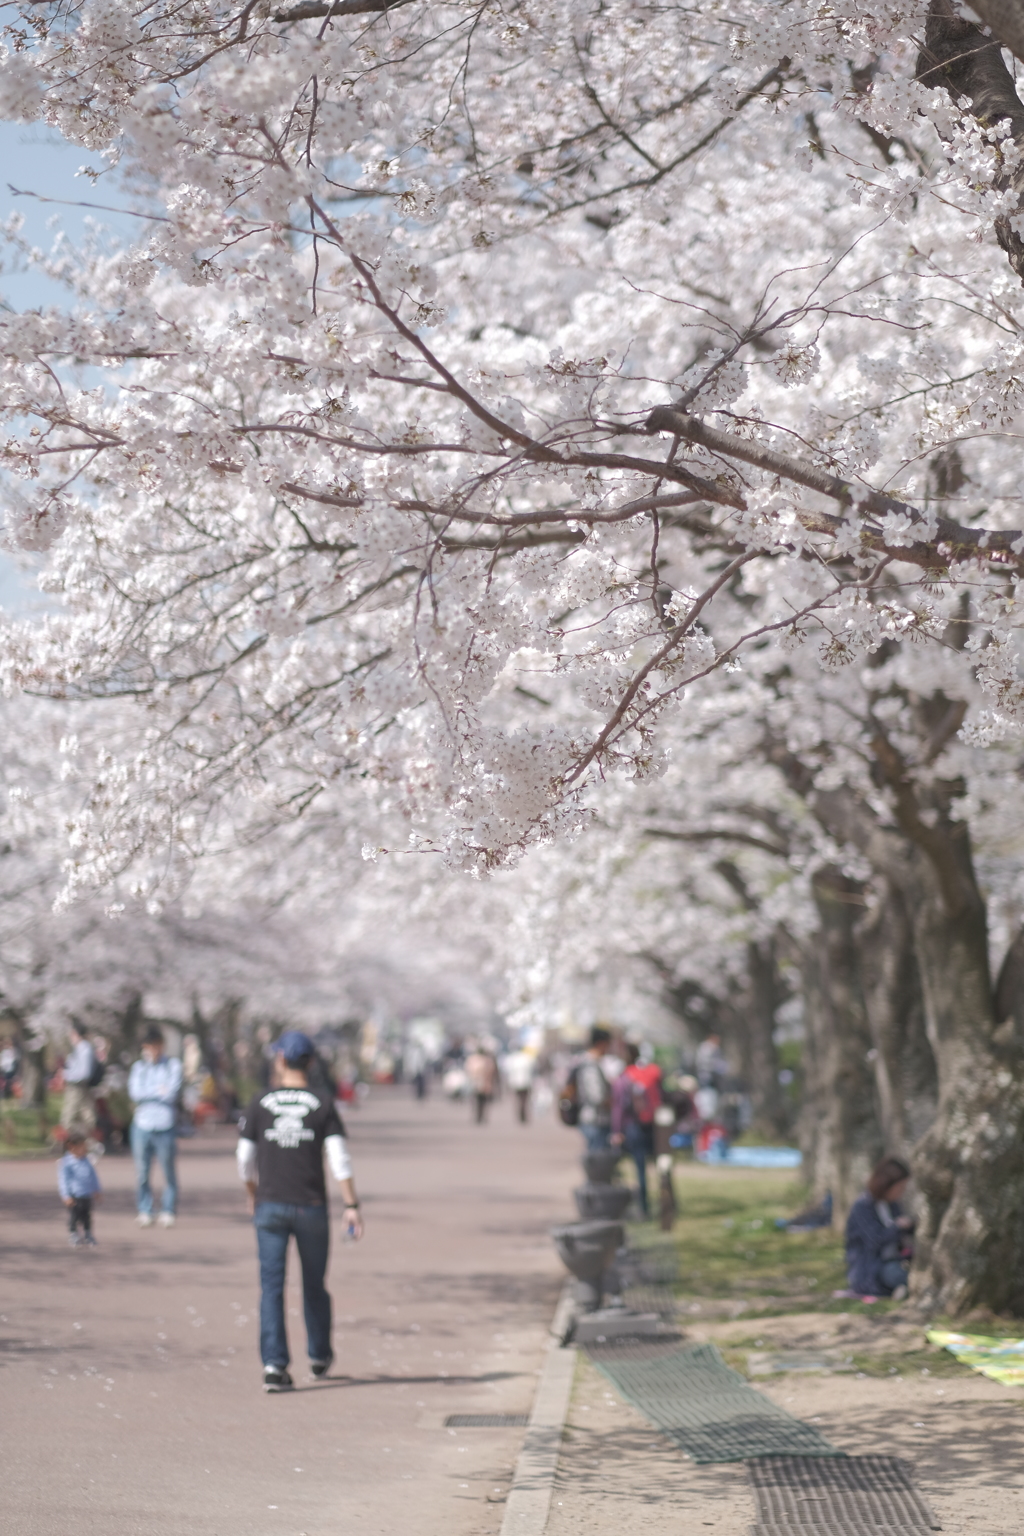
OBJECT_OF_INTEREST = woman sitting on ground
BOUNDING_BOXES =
[844,1156,914,1300]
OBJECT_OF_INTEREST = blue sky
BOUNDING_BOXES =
[1,120,136,611]
[0,118,135,309]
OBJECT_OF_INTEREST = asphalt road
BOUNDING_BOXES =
[1,1086,580,1536]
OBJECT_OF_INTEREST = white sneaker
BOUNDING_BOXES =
[157,1212,176,1228]
[137,1213,154,1227]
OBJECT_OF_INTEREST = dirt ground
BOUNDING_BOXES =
[0,1088,580,1536]
[6,1099,1024,1536]
[549,1306,1024,1536]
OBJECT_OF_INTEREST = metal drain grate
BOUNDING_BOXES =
[746,1454,941,1533]
[584,1341,840,1463]
[443,1413,530,1428]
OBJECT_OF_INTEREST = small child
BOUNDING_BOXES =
[58,1129,102,1247]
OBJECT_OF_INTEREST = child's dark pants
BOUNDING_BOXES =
[68,1196,93,1235]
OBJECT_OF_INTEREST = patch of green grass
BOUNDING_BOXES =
[0,1095,61,1156]
[652,1169,848,1303]
[625,1167,919,1319]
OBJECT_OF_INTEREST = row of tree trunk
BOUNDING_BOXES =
[659,681,1024,1315]
[788,713,1024,1314]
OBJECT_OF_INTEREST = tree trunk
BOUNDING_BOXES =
[891,830,1024,1314]
[712,860,789,1138]
[797,867,882,1219]
[856,878,937,1159]
[771,695,1024,1313]
[737,935,790,1139]
[21,1040,48,1110]
[816,756,1024,1314]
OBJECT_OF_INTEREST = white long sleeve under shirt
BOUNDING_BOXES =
[236,1132,353,1185]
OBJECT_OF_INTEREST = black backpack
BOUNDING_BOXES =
[558,1064,581,1127]
[86,1054,106,1090]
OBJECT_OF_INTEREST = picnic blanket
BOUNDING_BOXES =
[927,1329,1024,1386]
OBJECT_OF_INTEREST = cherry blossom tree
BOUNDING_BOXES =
[5,0,1024,1307]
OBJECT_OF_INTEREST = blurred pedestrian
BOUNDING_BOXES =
[61,1021,98,1134]
[237,1030,363,1393]
[503,1048,534,1123]
[576,1026,614,1152]
[611,1044,662,1216]
[58,1128,102,1247]
[0,1038,19,1098]
[695,1032,727,1089]
[465,1044,498,1124]
[128,1026,183,1228]
[405,1038,429,1100]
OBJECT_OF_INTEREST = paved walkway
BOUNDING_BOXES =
[0,1087,580,1536]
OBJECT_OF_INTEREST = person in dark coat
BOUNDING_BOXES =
[844,1155,913,1299]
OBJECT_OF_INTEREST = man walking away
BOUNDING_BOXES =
[58,1128,102,1246]
[237,1030,363,1393]
[62,1022,98,1134]
[577,1026,614,1152]
[128,1027,183,1227]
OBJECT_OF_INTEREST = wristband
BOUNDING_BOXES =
[345,1201,360,1209]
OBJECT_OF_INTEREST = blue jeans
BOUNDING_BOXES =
[581,1123,611,1152]
[130,1124,178,1216]
[879,1258,908,1294]
[624,1121,654,1216]
[254,1202,333,1370]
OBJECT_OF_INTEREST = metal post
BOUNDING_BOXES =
[653,1104,676,1231]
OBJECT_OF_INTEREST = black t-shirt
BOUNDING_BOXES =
[238,1087,345,1206]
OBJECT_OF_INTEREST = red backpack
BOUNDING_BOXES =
[627,1065,659,1125]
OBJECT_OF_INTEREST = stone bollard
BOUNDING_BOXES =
[576,1145,631,1218]
[551,1219,625,1312]
[574,1182,632,1220]
[582,1148,621,1186]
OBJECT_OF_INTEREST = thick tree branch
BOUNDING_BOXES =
[647,826,788,858]
[971,0,1024,66]
[273,0,410,20]
[918,0,1024,281]
[646,405,1024,569]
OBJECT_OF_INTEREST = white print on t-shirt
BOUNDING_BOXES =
[259,1088,320,1150]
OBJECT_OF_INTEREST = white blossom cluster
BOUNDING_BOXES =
[0,0,1024,890]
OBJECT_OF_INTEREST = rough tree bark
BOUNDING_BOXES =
[919,0,1024,282]
[856,877,937,1160]
[883,800,1024,1315]
[810,723,1024,1314]
[797,867,882,1217]
[714,859,790,1139]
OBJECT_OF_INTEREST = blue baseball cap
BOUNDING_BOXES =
[275,1030,315,1063]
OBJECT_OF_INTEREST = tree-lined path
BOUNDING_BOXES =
[1,1091,579,1536]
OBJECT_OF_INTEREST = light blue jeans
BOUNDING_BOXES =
[131,1124,178,1216]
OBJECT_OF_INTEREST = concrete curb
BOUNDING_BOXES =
[500,1284,576,1536]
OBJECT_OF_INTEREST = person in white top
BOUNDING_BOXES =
[61,1022,98,1133]
[503,1049,535,1123]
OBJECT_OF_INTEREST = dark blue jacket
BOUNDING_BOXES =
[844,1193,903,1295]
